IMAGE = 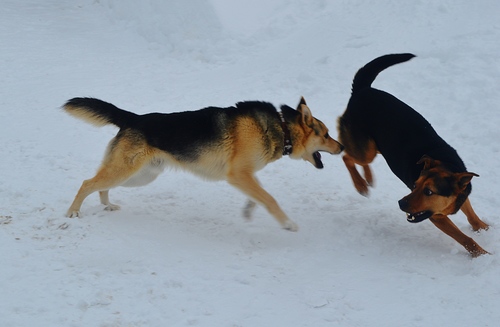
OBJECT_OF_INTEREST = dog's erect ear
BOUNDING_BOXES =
[297,96,313,126]
[417,155,440,170]
[456,172,479,190]
[297,96,307,108]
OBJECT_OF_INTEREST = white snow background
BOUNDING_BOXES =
[1,1,499,326]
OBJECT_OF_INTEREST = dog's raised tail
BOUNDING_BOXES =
[351,53,416,94]
[63,97,137,129]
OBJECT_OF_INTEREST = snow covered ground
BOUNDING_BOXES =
[1,1,499,326]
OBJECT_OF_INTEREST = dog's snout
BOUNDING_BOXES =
[398,198,409,211]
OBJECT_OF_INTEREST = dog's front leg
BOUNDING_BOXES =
[227,172,298,231]
[242,177,261,220]
[243,200,257,220]
[461,198,489,231]
[429,215,489,257]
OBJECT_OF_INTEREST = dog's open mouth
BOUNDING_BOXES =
[313,151,323,169]
[406,211,432,223]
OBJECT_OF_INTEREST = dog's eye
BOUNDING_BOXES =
[424,188,433,196]
[324,132,329,139]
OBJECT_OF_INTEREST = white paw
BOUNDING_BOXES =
[282,220,299,232]
[66,210,81,218]
[104,204,121,211]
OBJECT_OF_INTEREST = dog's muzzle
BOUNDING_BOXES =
[398,198,432,223]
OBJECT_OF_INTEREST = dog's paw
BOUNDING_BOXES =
[282,220,299,232]
[104,204,121,211]
[466,241,490,258]
[356,183,370,197]
[243,200,257,220]
[471,248,490,258]
[356,187,369,197]
[353,178,370,197]
[358,189,370,197]
[472,222,489,232]
[66,210,81,218]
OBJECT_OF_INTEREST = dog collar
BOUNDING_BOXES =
[279,112,293,155]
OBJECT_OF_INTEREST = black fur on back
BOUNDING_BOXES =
[65,98,286,162]
[136,101,282,160]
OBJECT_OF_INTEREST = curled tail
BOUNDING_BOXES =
[63,97,137,129]
[351,53,416,94]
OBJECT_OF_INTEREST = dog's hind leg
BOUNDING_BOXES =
[99,190,120,211]
[461,198,489,231]
[342,140,378,196]
[66,162,141,217]
[363,164,374,187]
[343,154,370,196]
[66,132,153,217]
[227,171,298,231]
[66,173,120,218]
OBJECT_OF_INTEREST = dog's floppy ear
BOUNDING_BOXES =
[297,96,313,126]
[456,172,479,191]
[417,155,440,170]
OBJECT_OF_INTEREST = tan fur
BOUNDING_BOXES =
[403,174,456,217]
[399,168,489,257]
[338,138,378,196]
[64,104,111,127]
[429,213,487,258]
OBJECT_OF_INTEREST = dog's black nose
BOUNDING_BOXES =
[398,198,408,211]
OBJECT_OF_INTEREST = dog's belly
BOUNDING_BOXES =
[182,159,228,181]
[122,158,166,187]
[179,150,231,181]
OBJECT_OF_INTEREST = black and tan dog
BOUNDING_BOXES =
[63,97,343,231]
[337,53,489,256]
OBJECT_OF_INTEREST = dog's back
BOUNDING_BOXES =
[64,98,284,164]
[136,101,283,161]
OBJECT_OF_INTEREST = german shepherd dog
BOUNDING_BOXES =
[337,53,489,256]
[63,97,343,231]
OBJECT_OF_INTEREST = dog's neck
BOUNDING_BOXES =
[279,111,293,155]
